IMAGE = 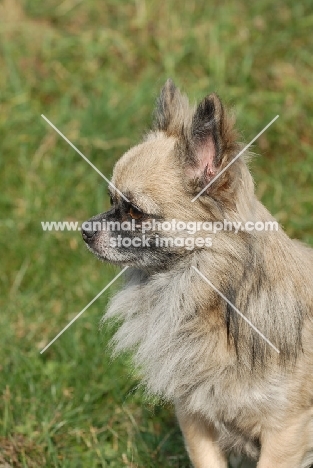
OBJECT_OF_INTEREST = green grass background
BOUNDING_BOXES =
[0,0,313,466]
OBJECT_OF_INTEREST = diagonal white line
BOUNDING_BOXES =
[192,266,280,354]
[40,266,129,354]
[191,115,279,202]
[41,114,130,203]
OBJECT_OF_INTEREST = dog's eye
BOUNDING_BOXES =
[129,205,143,220]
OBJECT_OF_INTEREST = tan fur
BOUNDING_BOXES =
[82,80,313,467]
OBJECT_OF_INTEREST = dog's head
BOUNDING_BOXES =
[82,80,254,270]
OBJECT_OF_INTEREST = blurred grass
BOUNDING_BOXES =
[0,0,312,466]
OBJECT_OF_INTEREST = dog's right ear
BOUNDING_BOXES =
[153,79,190,137]
[177,93,239,195]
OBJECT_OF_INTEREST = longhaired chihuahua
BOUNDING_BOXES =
[82,80,313,468]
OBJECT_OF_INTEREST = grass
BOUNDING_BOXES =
[0,0,312,466]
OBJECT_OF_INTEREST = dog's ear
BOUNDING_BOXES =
[190,93,223,180]
[178,93,239,191]
[153,79,190,137]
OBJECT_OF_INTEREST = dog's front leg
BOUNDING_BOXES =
[175,405,227,468]
[257,414,311,468]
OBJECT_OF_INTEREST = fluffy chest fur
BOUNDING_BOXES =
[103,263,289,427]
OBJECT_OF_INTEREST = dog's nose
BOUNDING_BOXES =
[81,221,97,242]
[82,213,105,243]
[82,226,96,241]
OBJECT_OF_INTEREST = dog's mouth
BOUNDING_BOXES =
[82,222,185,272]
[81,209,203,272]
[84,241,123,263]
[82,225,145,267]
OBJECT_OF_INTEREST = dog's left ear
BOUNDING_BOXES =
[153,79,190,137]
[179,93,238,189]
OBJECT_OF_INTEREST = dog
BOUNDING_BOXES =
[82,79,313,468]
